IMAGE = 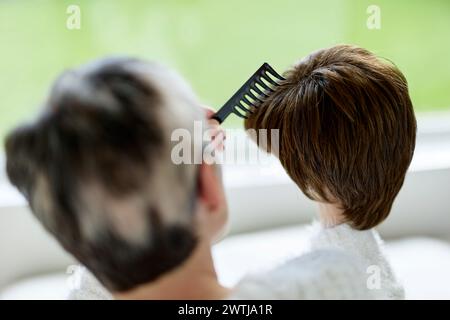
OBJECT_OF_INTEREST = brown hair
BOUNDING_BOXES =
[245,45,416,230]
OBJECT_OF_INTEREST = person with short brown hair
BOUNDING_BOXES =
[245,44,416,298]
[247,44,416,229]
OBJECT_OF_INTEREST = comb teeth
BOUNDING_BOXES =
[212,63,285,123]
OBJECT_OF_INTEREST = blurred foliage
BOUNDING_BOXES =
[0,0,449,137]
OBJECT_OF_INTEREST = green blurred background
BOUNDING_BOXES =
[0,0,449,138]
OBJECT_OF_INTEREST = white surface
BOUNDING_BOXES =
[0,274,68,300]
[2,224,450,300]
[0,205,74,290]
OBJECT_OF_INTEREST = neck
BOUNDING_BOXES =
[114,240,230,300]
[317,201,346,228]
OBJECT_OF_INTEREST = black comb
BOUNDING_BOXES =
[211,63,284,123]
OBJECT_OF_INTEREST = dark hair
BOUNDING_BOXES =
[245,45,416,230]
[5,57,198,292]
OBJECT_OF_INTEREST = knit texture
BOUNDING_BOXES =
[67,223,403,299]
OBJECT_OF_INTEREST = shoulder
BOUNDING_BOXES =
[308,222,405,299]
[231,249,375,300]
[67,266,112,300]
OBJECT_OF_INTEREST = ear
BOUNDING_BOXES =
[5,124,40,200]
[197,163,221,212]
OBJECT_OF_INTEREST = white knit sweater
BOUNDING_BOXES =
[67,223,403,300]
[231,223,404,299]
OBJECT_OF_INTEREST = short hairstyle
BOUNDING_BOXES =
[245,45,416,230]
[5,57,203,291]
